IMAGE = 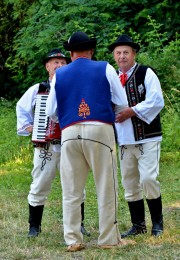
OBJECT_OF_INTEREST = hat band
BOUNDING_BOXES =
[48,53,65,58]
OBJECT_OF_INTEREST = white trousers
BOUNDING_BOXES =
[60,124,121,246]
[119,141,161,201]
[28,144,60,206]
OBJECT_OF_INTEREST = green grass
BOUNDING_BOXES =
[0,101,179,259]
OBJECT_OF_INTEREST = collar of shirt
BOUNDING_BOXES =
[118,63,137,78]
[74,56,89,61]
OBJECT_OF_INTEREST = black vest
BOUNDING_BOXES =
[124,64,162,141]
[38,80,50,93]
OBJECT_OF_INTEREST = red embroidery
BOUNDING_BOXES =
[78,98,90,119]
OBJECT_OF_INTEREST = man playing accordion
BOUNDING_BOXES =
[16,48,90,238]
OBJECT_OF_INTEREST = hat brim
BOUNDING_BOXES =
[108,42,140,52]
[43,56,71,65]
[63,39,97,51]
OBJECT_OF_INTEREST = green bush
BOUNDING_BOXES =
[137,17,180,110]
[0,99,33,165]
[161,108,180,153]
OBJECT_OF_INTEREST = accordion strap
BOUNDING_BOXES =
[38,80,50,93]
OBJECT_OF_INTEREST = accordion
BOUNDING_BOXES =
[45,119,61,142]
[32,93,61,145]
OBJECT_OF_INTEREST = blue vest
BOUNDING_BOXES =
[55,58,115,129]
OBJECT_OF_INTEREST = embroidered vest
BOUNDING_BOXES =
[38,80,50,93]
[125,64,162,141]
[55,59,115,129]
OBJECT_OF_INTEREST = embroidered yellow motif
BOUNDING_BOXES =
[78,98,90,119]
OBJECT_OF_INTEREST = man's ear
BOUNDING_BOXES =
[70,51,73,58]
[45,62,49,71]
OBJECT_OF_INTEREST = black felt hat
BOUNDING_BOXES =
[63,31,97,51]
[108,34,140,52]
[43,48,71,65]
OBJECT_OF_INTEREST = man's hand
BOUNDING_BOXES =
[25,125,33,133]
[115,107,136,123]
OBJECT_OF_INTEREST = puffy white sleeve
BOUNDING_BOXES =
[16,84,39,136]
[106,63,128,112]
[46,74,58,122]
[132,68,164,124]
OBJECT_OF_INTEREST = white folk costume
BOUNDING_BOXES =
[16,49,89,238]
[46,32,127,248]
[108,34,164,237]
[16,81,61,206]
[16,80,61,237]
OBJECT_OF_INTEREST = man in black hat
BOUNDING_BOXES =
[46,32,135,251]
[16,48,89,238]
[108,34,164,238]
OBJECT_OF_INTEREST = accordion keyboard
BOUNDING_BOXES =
[32,93,48,143]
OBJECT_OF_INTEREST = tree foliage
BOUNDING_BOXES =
[0,0,180,100]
